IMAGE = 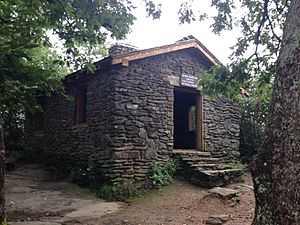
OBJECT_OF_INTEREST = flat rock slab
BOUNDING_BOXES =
[10,222,61,225]
[65,202,123,221]
[208,187,239,198]
[6,164,123,224]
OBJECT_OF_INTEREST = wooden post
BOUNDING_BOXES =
[196,92,204,151]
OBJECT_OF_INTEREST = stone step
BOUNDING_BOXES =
[174,149,243,187]
[200,168,243,177]
[184,157,220,164]
[173,150,212,158]
[190,163,231,170]
[196,169,244,187]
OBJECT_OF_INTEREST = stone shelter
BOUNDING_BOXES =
[25,37,241,186]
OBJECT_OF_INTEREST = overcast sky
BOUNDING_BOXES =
[118,0,239,65]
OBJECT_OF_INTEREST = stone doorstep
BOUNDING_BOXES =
[185,157,221,164]
[173,150,212,157]
[200,168,243,177]
[190,163,231,170]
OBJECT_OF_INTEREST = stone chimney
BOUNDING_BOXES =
[108,43,137,56]
[176,35,196,42]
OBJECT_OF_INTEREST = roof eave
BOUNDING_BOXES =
[111,39,220,66]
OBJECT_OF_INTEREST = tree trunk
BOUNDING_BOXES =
[251,0,300,224]
[0,117,5,224]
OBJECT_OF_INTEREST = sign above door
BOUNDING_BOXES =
[180,74,198,88]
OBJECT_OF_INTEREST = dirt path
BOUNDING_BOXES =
[6,164,123,225]
[6,164,255,225]
[93,173,255,225]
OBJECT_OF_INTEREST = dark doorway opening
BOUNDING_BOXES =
[173,89,197,149]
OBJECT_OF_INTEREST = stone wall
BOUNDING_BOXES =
[25,67,123,180]
[25,47,240,184]
[203,96,240,162]
[103,49,209,182]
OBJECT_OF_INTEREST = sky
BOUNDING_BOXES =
[115,0,240,65]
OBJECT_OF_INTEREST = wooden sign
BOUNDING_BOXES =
[180,74,198,88]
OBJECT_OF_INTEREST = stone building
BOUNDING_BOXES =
[25,37,241,186]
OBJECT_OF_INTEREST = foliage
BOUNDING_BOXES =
[0,216,6,225]
[149,158,178,187]
[98,184,118,201]
[239,94,270,163]
[174,0,289,75]
[70,167,96,187]
[198,64,272,162]
[3,112,24,154]
[98,180,138,201]
[197,66,245,100]
[227,162,247,173]
[0,0,139,119]
[70,167,140,201]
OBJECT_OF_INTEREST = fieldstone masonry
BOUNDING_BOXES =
[25,44,240,184]
[108,44,137,56]
[204,96,240,162]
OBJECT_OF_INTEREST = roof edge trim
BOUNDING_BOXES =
[111,39,220,66]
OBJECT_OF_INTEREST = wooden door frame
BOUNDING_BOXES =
[173,87,204,151]
[196,92,204,151]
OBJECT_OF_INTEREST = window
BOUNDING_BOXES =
[74,88,87,125]
[35,111,44,131]
[35,101,44,131]
[188,106,196,131]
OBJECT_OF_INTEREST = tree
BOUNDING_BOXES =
[251,0,300,223]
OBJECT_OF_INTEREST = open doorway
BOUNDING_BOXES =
[173,88,198,149]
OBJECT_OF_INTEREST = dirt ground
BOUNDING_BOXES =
[6,164,255,225]
[96,173,255,225]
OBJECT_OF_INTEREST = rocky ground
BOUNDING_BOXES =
[6,164,255,225]
[6,164,122,225]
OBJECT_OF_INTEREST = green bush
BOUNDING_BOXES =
[98,180,138,201]
[98,184,118,201]
[227,162,246,172]
[149,158,178,187]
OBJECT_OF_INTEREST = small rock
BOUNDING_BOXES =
[240,184,254,190]
[205,215,230,225]
[205,217,222,225]
[216,215,230,222]
[229,202,236,207]
[123,219,129,223]
[208,187,239,199]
